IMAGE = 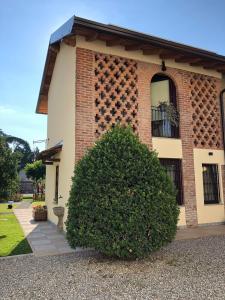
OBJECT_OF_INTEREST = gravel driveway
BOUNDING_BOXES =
[1,235,225,300]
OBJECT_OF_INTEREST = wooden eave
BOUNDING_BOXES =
[36,16,225,115]
[38,144,62,164]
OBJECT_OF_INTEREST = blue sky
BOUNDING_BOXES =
[1,0,225,150]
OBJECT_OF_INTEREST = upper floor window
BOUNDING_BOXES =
[151,74,179,138]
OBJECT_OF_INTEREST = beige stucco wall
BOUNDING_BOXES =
[152,137,183,159]
[46,43,75,227]
[152,137,186,226]
[76,36,221,79]
[194,148,225,224]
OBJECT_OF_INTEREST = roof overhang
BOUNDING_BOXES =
[36,15,225,114]
[38,143,62,165]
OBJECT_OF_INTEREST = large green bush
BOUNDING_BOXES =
[66,126,179,258]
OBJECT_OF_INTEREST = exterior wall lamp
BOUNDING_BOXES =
[161,60,167,71]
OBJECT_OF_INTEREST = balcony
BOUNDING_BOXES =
[151,106,179,138]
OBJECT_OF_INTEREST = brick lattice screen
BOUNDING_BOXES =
[94,53,138,138]
[190,74,222,149]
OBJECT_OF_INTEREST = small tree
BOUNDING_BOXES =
[1,129,34,170]
[0,137,19,200]
[25,160,46,199]
[66,126,179,259]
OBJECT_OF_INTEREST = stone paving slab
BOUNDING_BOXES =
[16,200,32,209]
[14,208,77,257]
[14,207,225,257]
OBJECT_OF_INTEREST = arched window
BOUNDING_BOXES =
[151,74,179,138]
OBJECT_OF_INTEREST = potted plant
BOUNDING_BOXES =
[158,101,179,127]
[33,205,47,221]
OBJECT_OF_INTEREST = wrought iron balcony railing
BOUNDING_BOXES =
[151,106,179,138]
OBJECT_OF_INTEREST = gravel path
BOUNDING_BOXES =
[1,236,225,300]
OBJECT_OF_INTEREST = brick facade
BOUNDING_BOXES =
[189,74,222,149]
[94,53,139,138]
[75,47,223,227]
[75,48,95,162]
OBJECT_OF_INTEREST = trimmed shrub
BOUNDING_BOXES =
[66,126,179,258]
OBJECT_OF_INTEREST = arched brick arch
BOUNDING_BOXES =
[137,62,186,146]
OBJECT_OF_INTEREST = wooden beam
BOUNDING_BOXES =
[76,27,100,42]
[62,36,76,47]
[125,43,160,52]
[49,44,60,53]
[217,66,225,72]
[125,43,142,51]
[159,51,182,60]
[85,32,98,41]
[45,75,52,85]
[142,48,161,55]
[175,56,201,63]
[203,62,223,70]
[190,60,209,66]
[106,38,123,47]
[75,28,99,40]
[50,158,60,162]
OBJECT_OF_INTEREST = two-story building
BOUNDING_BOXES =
[37,16,225,228]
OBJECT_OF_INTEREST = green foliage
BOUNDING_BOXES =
[5,135,32,170]
[158,101,179,127]
[0,129,6,137]
[0,129,40,170]
[24,160,45,182]
[66,126,179,259]
[0,137,19,200]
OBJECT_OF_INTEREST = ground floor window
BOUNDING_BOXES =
[202,164,220,204]
[159,159,183,205]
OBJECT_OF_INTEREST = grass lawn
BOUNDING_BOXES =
[0,213,32,257]
[0,203,17,213]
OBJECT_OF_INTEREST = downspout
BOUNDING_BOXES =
[220,88,225,209]
[220,89,225,149]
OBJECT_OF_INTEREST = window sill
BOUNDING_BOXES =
[152,136,180,140]
[204,203,224,206]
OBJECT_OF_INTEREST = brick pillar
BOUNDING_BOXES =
[137,61,152,148]
[179,72,198,227]
[134,62,199,227]
[75,47,95,162]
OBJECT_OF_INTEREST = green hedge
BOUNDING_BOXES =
[66,126,179,258]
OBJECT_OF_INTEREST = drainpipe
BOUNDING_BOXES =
[220,89,225,149]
